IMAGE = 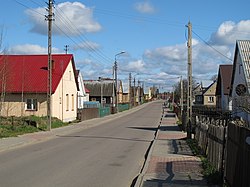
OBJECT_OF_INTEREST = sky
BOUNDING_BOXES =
[1,0,250,93]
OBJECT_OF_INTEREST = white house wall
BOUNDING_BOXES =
[232,52,249,122]
[52,60,78,122]
[77,72,88,109]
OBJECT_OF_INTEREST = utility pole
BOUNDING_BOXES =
[187,21,192,139]
[114,60,118,112]
[138,80,140,105]
[129,73,132,108]
[180,76,183,117]
[112,65,115,110]
[64,45,69,54]
[114,51,125,113]
[46,0,54,131]
[134,77,136,106]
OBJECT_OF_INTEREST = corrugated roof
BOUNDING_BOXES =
[0,54,76,93]
[84,80,114,96]
[237,40,250,92]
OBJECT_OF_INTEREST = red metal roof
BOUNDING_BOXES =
[0,54,74,93]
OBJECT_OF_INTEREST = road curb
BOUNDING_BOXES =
[133,107,164,187]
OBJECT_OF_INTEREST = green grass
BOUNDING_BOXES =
[186,139,223,185]
[0,116,70,138]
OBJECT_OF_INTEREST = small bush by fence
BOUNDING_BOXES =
[194,112,250,186]
[195,116,227,174]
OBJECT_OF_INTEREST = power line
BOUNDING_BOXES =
[54,3,113,63]
[192,30,233,62]
[13,0,113,68]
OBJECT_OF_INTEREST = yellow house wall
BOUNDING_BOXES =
[203,82,217,106]
[52,60,78,122]
[0,93,47,117]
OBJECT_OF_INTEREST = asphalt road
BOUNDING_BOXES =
[0,101,163,187]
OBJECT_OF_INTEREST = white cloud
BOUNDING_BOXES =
[210,20,250,45]
[121,59,145,73]
[9,44,61,54]
[134,1,156,14]
[26,2,101,36]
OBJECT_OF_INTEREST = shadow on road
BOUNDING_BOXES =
[127,127,158,131]
[56,135,151,143]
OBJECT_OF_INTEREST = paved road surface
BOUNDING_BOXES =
[0,101,163,187]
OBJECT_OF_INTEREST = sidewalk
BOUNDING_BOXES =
[136,108,208,187]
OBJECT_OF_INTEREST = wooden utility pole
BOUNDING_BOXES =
[180,76,183,117]
[129,73,132,108]
[46,0,54,131]
[187,21,192,139]
[114,60,118,112]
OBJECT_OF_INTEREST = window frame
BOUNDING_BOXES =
[25,98,38,111]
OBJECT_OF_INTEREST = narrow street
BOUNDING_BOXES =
[0,101,163,187]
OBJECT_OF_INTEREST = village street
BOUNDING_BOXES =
[0,101,163,187]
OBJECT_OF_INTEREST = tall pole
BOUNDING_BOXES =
[180,76,183,117]
[134,77,136,106]
[46,0,53,131]
[114,51,125,113]
[114,59,118,112]
[129,73,132,108]
[187,21,192,139]
[100,77,103,108]
[138,80,140,105]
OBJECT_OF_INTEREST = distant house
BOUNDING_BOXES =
[203,81,217,107]
[117,80,131,104]
[216,64,233,111]
[76,70,89,109]
[149,86,158,100]
[193,84,204,105]
[230,40,250,125]
[84,79,114,106]
[0,54,79,122]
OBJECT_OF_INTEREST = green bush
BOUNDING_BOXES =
[186,139,222,185]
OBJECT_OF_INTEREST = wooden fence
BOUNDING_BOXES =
[195,116,227,173]
[194,114,250,186]
[225,121,250,187]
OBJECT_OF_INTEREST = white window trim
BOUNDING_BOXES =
[25,98,37,111]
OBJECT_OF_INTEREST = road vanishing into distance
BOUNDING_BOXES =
[0,101,163,187]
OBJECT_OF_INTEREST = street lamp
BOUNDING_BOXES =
[113,51,125,113]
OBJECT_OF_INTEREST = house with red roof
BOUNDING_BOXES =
[0,54,79,122]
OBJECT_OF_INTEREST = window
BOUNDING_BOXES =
[66,94,69,111]
[71,94,74,111]
[69,71,72,81]
[208,96,214,103]
[26,99,37,111]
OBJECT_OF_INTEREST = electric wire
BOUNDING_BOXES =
[192,30,233,62]
[54,3,113,64]
[13,0,113,68]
